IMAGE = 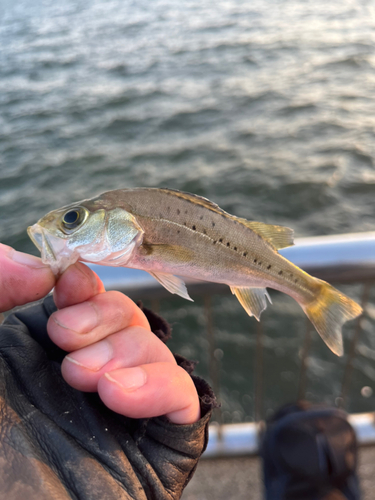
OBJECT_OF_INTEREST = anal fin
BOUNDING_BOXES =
[230,286,272,321]
[149,271,193,302]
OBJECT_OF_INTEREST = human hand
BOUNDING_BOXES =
[0,243,201,425]
[0,243,56,312]
[47,262,201,425]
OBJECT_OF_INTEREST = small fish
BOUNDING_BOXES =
[28,188,362,356]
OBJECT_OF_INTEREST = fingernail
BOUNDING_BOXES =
[66,340,113,371]
[104,368,147,392]
[10,250,49,269]
[53,302,99,333]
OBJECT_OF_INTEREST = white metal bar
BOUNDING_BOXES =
[204,412,375,458]
[88,231,375,294]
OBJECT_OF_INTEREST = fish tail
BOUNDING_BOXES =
[302,280,362,356]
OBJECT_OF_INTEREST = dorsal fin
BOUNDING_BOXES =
[236,219,294,250]
[158,188,294,249]
[158,188,226,214]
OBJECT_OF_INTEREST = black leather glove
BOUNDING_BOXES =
[0,296,216,499]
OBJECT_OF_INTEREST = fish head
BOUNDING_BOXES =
[28,202,143,274]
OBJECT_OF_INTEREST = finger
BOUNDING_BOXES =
[98,362,201,425]
[61,326,175,392]
[53,262,105,309]
[48,291,150,351]
[0,244,55,313]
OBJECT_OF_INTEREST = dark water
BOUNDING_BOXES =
[1,0,375,421]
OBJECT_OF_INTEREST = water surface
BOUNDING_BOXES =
[1,0,375,419]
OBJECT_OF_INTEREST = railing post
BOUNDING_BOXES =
[150,299,160,315]
[340,282,372,409]
[204,295,223,433]
[298,319,312,401]
[254,321,264,422]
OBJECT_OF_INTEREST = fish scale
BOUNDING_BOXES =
[92,189,302,290]
[28,187,363,356]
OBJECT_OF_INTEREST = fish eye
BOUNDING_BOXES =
[61,207,87,232]
[63,210,79,225]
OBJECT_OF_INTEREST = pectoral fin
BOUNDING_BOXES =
[149,271,193,301]
[230,286,272,321]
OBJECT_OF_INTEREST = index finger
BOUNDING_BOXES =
[0,243,56,313]
[53,262,106,309]
[53,262,150,330]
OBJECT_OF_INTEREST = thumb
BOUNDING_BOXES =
[0,244,56,313]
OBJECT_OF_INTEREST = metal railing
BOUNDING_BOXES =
[90,231,375,457]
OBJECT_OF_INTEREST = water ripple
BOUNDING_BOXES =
[1,0,375,415]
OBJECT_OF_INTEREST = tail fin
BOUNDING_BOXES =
[302,281,362,356]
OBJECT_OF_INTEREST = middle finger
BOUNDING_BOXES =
[61,326,176,392]
[47,290,150,351]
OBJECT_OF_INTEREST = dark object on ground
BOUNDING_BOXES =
[0,296,216,500]
[261,401,361,500]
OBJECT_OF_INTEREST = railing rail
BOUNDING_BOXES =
[204,412,375,458]
[89,231,375,456]
[89,231,375,297]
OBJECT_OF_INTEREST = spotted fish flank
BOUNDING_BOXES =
[28,188,362,356]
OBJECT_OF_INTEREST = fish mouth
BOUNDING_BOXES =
[27,223,83,275]
[27,224,57,263]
